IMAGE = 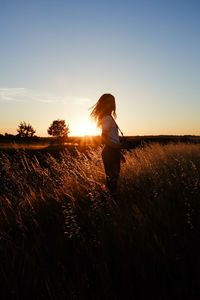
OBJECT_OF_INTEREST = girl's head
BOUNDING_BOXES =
[90,93,116,127]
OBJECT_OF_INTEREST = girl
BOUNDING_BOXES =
[90,93,121,195]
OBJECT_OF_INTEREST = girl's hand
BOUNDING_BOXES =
[120,152,126,163]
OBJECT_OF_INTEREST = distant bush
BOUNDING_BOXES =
[0,143,200,299]
[47,119,69,144]
[17,121,36,137]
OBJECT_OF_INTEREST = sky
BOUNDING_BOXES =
[0,0,200,136]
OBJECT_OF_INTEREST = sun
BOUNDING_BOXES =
[73,118,100,136]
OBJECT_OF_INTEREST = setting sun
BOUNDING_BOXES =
[73,118,100,136]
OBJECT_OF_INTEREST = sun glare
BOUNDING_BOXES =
[73,119,100,136]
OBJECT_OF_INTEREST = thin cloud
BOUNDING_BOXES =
[0,88,28,102]
[0,88,67,104]
[0,88,92,105]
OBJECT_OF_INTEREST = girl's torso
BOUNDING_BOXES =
[101,115,120,145]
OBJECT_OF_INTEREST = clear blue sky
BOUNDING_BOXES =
[0,0,199,136]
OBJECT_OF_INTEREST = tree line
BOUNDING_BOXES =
[0,119,69,140]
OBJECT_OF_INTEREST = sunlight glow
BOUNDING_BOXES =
[72,118,100,136]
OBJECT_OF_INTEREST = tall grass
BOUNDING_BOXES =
[0,143,200,299]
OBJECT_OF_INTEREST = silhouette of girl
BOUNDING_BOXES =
[90,93,122,195]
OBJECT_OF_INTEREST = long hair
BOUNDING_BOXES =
[90,94,116,127]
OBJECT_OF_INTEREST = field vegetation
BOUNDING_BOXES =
[0,143,200,299]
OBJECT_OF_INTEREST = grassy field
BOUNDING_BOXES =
[0,143,200,299]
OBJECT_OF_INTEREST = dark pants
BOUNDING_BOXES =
[102,145,121,194]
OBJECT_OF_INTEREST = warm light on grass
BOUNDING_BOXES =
[0,143,200,298]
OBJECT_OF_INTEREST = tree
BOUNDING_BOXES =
[17,121,36,137]
[47,119,69,142]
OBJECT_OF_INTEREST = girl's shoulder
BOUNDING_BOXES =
[101,115,116,129]
[102,115,112,121]
[101,115,113,125]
